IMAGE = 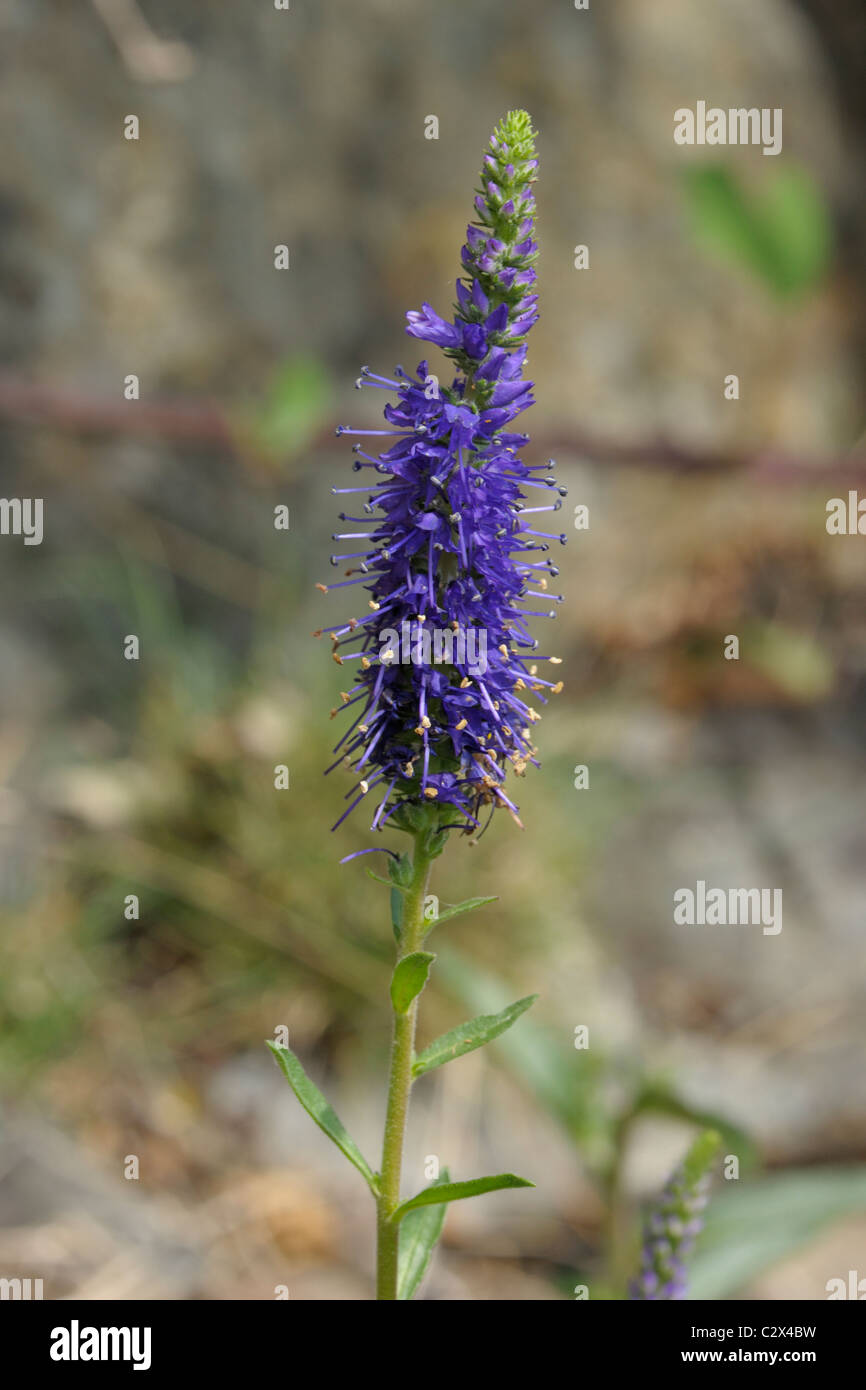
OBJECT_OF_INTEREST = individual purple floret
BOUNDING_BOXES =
[629,1130,720,1300]
[318,111,565,835]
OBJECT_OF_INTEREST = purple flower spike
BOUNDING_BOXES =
[629,1131,721,1301]
[318,111,565,837]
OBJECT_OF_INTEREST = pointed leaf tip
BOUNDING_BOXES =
[413,994,538,1077]
[424,895,498,933]
[391,1172,534,1224]
[267,1040,378,1194]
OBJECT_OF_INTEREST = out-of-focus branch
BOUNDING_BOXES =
[0,371,863,484]
[539,427,866,484]
[0,373,233,446]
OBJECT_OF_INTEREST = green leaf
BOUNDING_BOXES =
[266,1041,378,1193]
[630,1079,759,1174]
[757,166,831,295]
[681,163,831,299]
[247,356,330,458]
[424,895,498,931]
[390,951,436,1013]
[397,1169,451,1301]
[413,994,538,1077]
[390,887,404,946]
[689,1166,866,1300]
[387,856,412,944]
[387,853,413,889]
[363,861,408,942]
[364,868,392,888]
[392,1172,534,1224]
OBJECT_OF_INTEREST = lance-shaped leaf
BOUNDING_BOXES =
[390,951,435,1014]
[365,868,392,888]
[365,853,412,893]
[424,895,498,932]
[390,887,404,946]
[396,1169,451,1301]
[267,1041,378,1193]
[412,994,538,1078]
[387,853,412,944]
[391,1172,534,1224]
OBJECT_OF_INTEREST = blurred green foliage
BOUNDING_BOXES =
[744,619,834,702]
[682,164,832,298]
[240,355,331,462]
[691,1167,866,1299]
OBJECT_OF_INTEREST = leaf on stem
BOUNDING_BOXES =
[266,1041,378,1194]
[365,868,393,888]
[391,1173,534,1224]
[390,951,436,1014]
[629,1080,759,1173]
[424,895,498,932]
[385,854,412,944]
[390,887,404,945]
[396,1168,451,1300]
[413,994,538,1077]
[387,852,414,888]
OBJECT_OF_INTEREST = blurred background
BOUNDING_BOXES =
[1,0,865,1300]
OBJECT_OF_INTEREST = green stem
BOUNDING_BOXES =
[603,1107,638,1291]
[375,832,433,1300]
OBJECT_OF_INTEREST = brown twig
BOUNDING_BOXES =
[0,372,232,446]
[0,370,863,484]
